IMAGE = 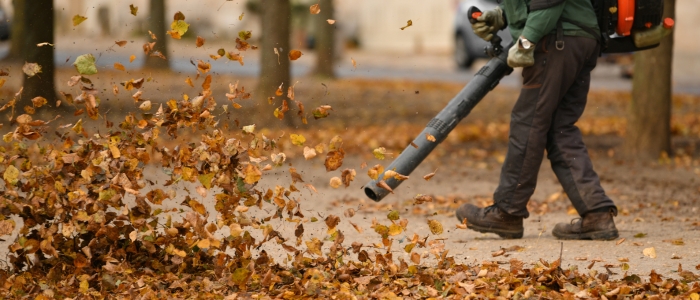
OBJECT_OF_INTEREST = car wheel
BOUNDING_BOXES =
[454,33,474,69]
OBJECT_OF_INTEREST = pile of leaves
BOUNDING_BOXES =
[1,6,699,300]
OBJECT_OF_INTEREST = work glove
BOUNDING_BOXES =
[471,7,506,41]
[507,37,535,68]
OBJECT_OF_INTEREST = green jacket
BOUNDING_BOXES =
[500,0,600,44]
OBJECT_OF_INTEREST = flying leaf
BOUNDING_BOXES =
[401,20,413,30]
[239,12,245,20]
[341,169,356,187]
[168,19,190,39]
[423,169,438,181]
[238,30,252,40]
[72,15,87,26]
[22,62,42,78]
[129,55,136,63]
[73,54,98,75]
[377,180,393,194]
[130,4,138,16]
[425,133,436,142]
[114,62,125,71]
[373,147,391,160]
[312,105,332,119]
[428,219,444,235]
[324,149,345,171]
[290,134,306,146]
[327,19,336,24]
[189,199,207,215]
[329,177,342,188]
[3,165,19,186]
[196,36,205,47]
[31,97,47,108]
[139,101,152,111]
[310,3,321,14]
[303,147,317,160]
[351,58,357,70]
[367,164,384,180]
[289,50,303,61]
[244,164,262,184]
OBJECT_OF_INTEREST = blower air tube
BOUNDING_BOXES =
[364,48,513,202]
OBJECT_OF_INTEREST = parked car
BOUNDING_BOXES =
[454,0,512,68]
[0,7,10,41]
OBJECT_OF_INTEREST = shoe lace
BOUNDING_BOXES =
[484,205,499,215]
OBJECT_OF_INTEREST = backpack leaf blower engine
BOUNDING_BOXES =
[363,2,673,202]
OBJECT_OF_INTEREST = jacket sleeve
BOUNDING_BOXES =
[521,2,565,43]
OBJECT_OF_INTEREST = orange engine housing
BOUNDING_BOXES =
[617,0,636,36]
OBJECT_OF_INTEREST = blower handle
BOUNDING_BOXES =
[467,6,482,24]
[467,6,504,57]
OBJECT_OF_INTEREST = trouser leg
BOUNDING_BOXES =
[493,36,600,218]
[546,44,617,215]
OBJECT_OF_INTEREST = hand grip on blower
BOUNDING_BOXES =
[467,6,503,57]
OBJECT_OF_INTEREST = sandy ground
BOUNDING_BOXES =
[0,58,699,282]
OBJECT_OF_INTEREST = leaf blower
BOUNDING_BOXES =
[363,8,512,202]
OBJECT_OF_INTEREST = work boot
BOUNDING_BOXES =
[552,207,619,240]
[456,204,524,239]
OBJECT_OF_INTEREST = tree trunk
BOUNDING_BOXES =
[313,0,335,78]
[622,0,675,160]
[258,0,296,127]
[4,0,25,61]
[144,0,169,69]
[21,0,55,108]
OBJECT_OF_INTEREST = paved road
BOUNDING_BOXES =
[2,38,699,95]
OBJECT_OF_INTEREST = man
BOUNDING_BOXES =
[455,0,619,240]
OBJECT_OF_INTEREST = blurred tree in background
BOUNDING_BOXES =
[313,0,335,78]
[21,0,56,107]
[623,0,675,160]
[144,0,169,69]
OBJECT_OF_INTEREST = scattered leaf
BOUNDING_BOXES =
[72,15,87,26]
[310,3,320,14]
[289,50,303,61]
[129,4,138,16]
[400,20,413,30]
[643,247,657,259]
[22,62,42,78]
[73,54,98,75]
[428,219,443,235]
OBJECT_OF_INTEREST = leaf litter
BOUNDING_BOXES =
[0,5,698,300]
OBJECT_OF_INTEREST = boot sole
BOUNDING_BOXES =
[552,229,619,241]
[466,223,524,239]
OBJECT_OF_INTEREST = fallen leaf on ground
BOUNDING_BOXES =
[643,247,657,258]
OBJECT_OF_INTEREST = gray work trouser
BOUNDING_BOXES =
[494,35,616,218]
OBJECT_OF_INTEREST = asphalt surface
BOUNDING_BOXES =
[2,38,699,95]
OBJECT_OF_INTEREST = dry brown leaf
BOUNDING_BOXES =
[196,36,205,47]
[327,19,336,24]
[423,169,438,181]
[309,3,321,14]
[400,20,413,30]
[114,62,126,71]
[289,50,303,61]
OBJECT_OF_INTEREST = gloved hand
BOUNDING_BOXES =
[507,38,535,68]
[471,7,506,41]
